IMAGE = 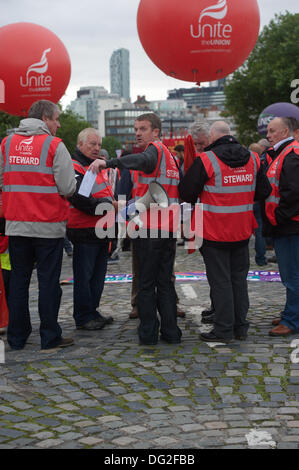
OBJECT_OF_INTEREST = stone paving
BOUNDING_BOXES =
[0,240,299,450]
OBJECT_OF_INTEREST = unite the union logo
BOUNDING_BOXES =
[20,48,53,92]
[190,0,232,46]
[15,136,34,153]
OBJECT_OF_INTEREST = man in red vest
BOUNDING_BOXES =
[89,113,182,345]
[264,117,299,336]
[67,128,120,330]
[179,121,271,343]
[0,100,76,350]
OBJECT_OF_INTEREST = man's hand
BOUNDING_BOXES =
[89,159,106,174]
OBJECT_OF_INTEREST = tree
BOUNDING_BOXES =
[102,136,122,158]
[56,109,91,154]
[0,111,21,139]
[224,12,299,145]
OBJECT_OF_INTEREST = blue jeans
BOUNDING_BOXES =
[7,236,64,350]
[72,241,109,327]
[274,235,299,331]
[253,203,267,265]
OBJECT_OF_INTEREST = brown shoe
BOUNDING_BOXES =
[271,318,281,326]
[269,324,293,337]
[177,306,186,318]
[129,308,138,319]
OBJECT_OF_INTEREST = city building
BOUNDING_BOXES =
[167,79,226,110]
[68,86,108,128]
[110,48,130,101]
[68,86,130,136]
[105,108,153,149]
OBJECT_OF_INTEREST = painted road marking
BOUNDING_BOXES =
[245,429,276,448]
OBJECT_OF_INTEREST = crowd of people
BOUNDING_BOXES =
[0,99,299,349]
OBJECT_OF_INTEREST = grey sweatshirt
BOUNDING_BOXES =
[0,118,76,238]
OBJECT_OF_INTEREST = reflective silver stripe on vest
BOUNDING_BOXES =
[203,150,257,194]
[3,185,58,194]
[136,143,179,204]
[202,203,253,214]
[4,135,55,174]
[267,176,276,184]
[266,196,280,204]
[73,160,113,201]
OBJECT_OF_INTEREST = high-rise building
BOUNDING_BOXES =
[168,79,227,110]
[110,48,130,101]
[68,85,130,136]
[68,86,108,128]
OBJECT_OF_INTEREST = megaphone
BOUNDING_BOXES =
[111,181,170,258]
[136,181,169,210]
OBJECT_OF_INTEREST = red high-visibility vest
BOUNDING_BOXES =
[130,170,139,199]
[130,141,180,233]
[265,141,299,226]
[67,160,114,229]
[1,134,69,223]
[199,150,260,242]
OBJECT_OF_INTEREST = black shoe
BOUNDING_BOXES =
[139,340,158,346]
[76,319,107,330]
[41,337,74,351]
[201,313,214,324]
[200,331,232,343]
[202,308,215,317]
[268,256,277,263]
[96,310,114,325]
[160,336,181,344]
[234,334,247,341]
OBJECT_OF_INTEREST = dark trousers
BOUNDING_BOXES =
[7,236,64,350]
[201,243,250,339]
[72,241,109,327]
[133,237,182,344]
[253,203,267,265]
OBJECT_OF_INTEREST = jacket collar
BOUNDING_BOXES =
[72,148,94,167]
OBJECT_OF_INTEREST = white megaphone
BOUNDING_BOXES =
[130,181,169,228]
[111,181,170,259]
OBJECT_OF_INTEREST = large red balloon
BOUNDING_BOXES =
[0,22,71,116]
[137,0,260,84]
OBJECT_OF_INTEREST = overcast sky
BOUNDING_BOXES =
[1,0,298,108]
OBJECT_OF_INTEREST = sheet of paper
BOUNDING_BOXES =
[78,170,97,197]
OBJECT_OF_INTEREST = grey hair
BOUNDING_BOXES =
[210,121,231,136]
[77,128,102,145]
[257,138,270,149]
[28,100,60,120]
[189,121,210,138]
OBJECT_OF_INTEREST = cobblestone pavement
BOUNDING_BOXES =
[0,240,299,450]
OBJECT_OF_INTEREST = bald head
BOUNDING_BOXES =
[267,117,291,146]
[209,121,231,143]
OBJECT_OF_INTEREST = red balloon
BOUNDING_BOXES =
[0,22,71,116]
[137,0,260,84]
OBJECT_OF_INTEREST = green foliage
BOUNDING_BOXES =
[56,108,91,154]
[102,136,122,159]
[0,111,21,139]
[224,12,299,145]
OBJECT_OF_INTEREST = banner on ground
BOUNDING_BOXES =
[61,271,281,285]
